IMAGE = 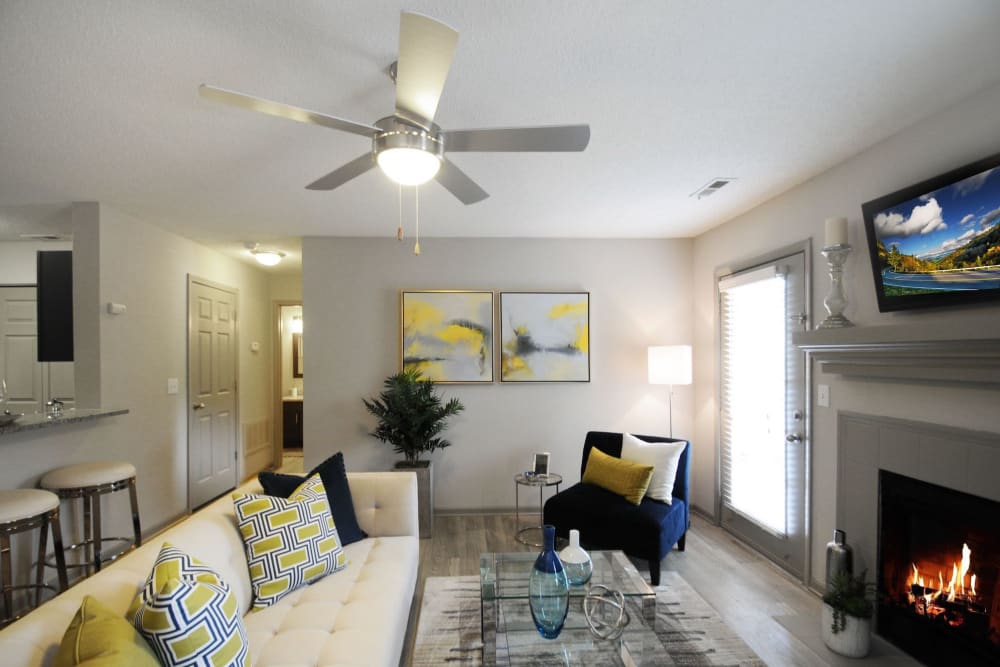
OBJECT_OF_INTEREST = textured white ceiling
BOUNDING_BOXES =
[3,0,1000,270]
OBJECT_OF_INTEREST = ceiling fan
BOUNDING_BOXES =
[199,11,590,205]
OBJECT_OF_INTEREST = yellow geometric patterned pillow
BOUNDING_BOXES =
[129,544,249,667]
[232,474,346,609]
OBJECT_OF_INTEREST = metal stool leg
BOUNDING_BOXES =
[35,517,47,607]
[81,494,93,576]
[128,478,141,548]
[1,533,11,623]
[49,511,68,592]
[91,492,102,574]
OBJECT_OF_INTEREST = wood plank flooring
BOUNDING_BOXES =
[273,456,915,666]
[400,512,918,666]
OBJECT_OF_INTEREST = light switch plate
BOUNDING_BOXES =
[167,378,179,395]
[817,384,830,408]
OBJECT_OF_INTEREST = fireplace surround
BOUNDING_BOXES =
[836,412,1000,664]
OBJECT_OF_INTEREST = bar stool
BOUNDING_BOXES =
[40,462,141,577]
[0,489,69,626]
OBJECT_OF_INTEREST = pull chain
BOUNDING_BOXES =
[396,183,403,241]
[413,186,421,255]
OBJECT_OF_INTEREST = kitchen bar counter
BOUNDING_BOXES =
[0,408,128,438]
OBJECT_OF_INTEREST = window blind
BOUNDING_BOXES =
[719,263,788,536]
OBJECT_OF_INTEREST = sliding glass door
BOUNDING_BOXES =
[718,250,807,577]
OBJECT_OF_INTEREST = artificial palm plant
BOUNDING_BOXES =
[362,368,464,465]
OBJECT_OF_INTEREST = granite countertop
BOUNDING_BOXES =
[0,408,129,438]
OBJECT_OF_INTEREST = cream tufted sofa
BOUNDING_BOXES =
[0,472,419,666]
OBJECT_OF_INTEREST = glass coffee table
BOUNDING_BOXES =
[480,550,664,666]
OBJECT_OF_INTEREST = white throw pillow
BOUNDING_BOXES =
[620,433,685,504]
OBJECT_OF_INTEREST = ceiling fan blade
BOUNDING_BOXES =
[305,153,375,190]
[199,84,378,138]
[444,125,591,152]
[435,159,489,205]
[394,12,458,123]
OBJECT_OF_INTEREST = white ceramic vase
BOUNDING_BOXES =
[558,529,593,585]
[821,602,871,658]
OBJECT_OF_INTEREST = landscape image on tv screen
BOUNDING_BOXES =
[868,165,1000,299]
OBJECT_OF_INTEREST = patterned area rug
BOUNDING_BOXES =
[412,572,765,666]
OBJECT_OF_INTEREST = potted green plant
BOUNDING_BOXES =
[821,569,876,658]
[363,368,464,538]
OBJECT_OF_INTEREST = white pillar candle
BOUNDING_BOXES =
[825,217,848,247]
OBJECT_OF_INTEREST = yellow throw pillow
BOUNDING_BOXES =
[128,543,250,667]
[54,595,159,667]
[582,447,655,505]
[232,473,346,609]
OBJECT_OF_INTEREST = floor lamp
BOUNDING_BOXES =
[648,345,692,438]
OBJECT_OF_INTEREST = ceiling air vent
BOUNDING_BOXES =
[19,233,65,241]
[690,177,736,200]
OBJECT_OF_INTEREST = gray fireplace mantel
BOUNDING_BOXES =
[793,323,1000,385]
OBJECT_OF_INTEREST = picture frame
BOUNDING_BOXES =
[400,290,495,383]
[499,291,590,382]
[532,452,550,476]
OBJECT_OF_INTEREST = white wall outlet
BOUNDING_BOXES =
[167,378,179,395]
[817,384,830,408]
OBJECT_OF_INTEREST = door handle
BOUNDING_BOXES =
[785,433,803,443]
[192,403,206,410]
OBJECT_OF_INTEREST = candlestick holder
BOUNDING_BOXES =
[818,244,854,329]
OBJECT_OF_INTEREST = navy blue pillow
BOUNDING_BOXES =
[258,452,368,545]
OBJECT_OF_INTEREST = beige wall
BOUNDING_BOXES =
[302,237,693,511]
[692,81,1000,587]
[0,204,273,544]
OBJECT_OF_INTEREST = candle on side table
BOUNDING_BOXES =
[825,217,848,247]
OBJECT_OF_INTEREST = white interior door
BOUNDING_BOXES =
[188,278,238,509]
[718,250,808,577]
[0,286,74,413]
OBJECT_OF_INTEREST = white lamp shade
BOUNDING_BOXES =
[376,147,442,185]
[648,345,692,385]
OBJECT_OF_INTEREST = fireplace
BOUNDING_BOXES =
[878,470,1000,666]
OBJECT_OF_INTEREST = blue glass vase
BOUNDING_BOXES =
[529,525,570,639]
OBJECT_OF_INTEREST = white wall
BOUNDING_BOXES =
[303,237,692,511]
[692,81,1000,587]
[0,240,73,283]
[0,204,272,542]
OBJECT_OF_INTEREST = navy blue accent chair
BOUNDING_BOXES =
[542,431,690,586]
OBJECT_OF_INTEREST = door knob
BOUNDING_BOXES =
[192,403,206,410]
[785,433,803,443]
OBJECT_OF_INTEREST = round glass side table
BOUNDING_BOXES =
[514,472,562,547]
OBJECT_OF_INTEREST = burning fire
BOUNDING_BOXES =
[906,542,983,626]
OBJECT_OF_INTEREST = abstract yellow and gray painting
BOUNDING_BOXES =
[500,292,590,382]
[401,291,494,382]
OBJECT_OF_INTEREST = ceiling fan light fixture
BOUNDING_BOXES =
[377,146,441,185]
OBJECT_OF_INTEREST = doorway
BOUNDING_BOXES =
[187,277,239,509]
[273,302,303,469]
[717,244,810,578]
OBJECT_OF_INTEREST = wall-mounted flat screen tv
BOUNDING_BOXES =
[862,152,1000,312]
